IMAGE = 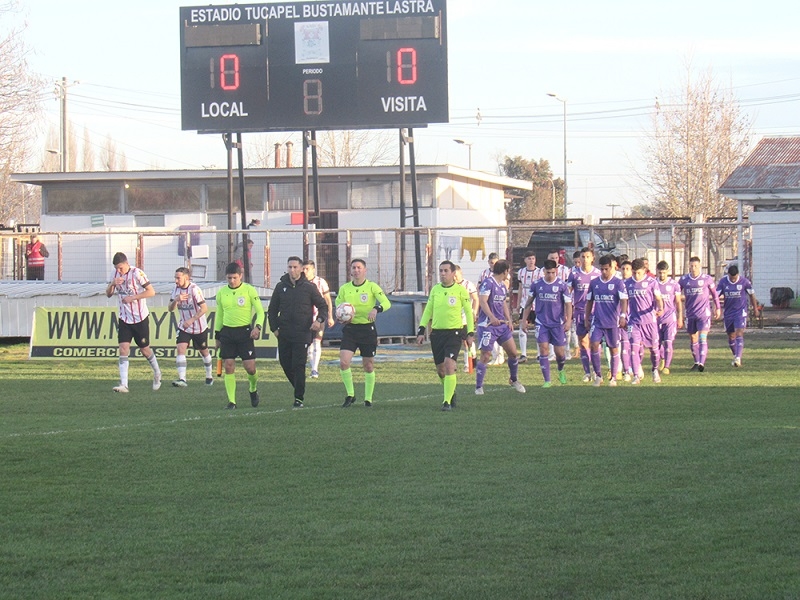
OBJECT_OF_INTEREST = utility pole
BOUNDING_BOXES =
[55,77,79,172]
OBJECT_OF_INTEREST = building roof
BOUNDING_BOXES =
[11,165,533,191]
[718,137,800,199]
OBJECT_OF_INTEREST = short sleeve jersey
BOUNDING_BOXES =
[657,278,681,325]
[214,282,265,330]
[716,275,754,319]
[111,266,151,325]
[336,279,391,325]
[171,281,208,334]
[310,275,330,320]
[587,276,628,329]
[568,266,601,313]
[625,276,662,326]
[532,278,572,327]
[419,283,474,332]
[517,266,539,309]
[679,273,720,319]
[478,276,508,326]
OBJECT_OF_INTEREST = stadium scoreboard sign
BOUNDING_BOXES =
[179,1,449,132]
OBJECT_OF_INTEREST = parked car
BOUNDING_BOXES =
[508,228,615,271]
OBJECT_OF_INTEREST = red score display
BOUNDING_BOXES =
[179,1,449,133]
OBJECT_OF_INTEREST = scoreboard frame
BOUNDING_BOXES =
[179,1,449,133]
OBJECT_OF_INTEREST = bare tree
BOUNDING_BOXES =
[0,1,44,223]
[638,63,750,268]
[316,129,396,167]
[100,134,120,171]
[81,125,95,171]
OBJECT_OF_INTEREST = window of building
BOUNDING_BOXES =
[126,184,201,213]
[207,183,264,212]
[45,185,121,214]
[135,215,166,228]
[268,182,303,211]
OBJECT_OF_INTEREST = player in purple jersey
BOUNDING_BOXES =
[567,247,602,382]
[617,259,633,381]
[475,260,526,395]
[678,256,721,372]
[655,261,684,375]
[716,265,760,367]
[625,259,664,384]
[521,260,573,387]
[585,255,629,386]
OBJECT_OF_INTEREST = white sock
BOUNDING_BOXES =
[176,355,187,381]
[119,357,129,387]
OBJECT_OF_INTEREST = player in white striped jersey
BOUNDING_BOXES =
[168,267,213,387]
[516,251,538,362]
[105,252,162,393]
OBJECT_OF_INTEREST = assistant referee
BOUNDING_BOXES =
[416,261,475,411]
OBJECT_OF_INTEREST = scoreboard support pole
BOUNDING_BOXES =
[408,127,424,292]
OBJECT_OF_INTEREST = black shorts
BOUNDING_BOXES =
[217,326,256,361]
[118,317,151,348]
[340,323,378,358]
[176,328,210,351]
[430,329,463,365]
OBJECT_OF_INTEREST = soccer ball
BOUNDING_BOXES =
[335,302,355,324]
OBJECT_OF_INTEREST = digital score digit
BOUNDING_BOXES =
[179,1,448,132]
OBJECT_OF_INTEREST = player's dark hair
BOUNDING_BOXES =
[543,259,557,270]
[112,252,127,266]
[581,247,594,255]
[225,262,243,275]
[488,252,499,261]
[727,265,739,277]
[524,250,535,258]
[689,256,701,263]
[175,267,190,276]
[439,260,456,271]
[617,253,629,262]
[656,260,669,271]
[492,259,509,275]
[598,255,613,266]
[573,250,581,259]
[630,258,644,271]
[287,256,302,264]
[350,258,367,268]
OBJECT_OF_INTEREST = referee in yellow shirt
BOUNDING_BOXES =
[215,262,265,409]
[416,261,475,411]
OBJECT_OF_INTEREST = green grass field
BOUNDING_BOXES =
[1,332,798,599]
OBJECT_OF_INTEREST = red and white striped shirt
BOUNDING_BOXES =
[112,266,151,324]
[170,282,208,334]
[309,275,330,321]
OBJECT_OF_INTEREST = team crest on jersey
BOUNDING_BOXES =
[608,284,615,290]
[360,293,369,304]
[237,296,246,306]
[736,285,742,291]
[552,286,559,292]
[448,296,457,306]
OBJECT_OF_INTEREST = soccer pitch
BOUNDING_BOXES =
[1,333,798,599]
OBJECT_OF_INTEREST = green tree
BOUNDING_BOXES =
[499,156,563,222]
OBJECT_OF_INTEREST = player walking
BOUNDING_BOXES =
[105,252,162,393]
[678,257,721,372]
[521,259,573,388]
[655,261,683,374]
[168,267,214,387]
[716,265,759,367]
[302,259,335,379]
[567,247,601,382]
[516,251,538,363]
[624,259,664,384]
[416,261,475,411]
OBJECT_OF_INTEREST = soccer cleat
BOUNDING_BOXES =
[582,373,592,383]
[474,387,484,395]
[450,392,457,408]
[623,373,632,383]
[615,371,623,381]
[558,370,567,385]
[652,369,662,383]
[542,381,553,389]
[342,395,356,408]
[364,401,372,407]
[658,359,666,371]
[205,377,214,386]
[293,399,304,408]
[631,376,641,385]
[250,390,260,407]
[592,375,603,387]
[698,364,705,372]
[225,402,236,410]
[636,370,645,380]
[609,379,617,387]
[510,379,526,393]
[310,370,319,379]
[732,357,741,368]
[113,385,129,393]
[661,367,670,375]
[518,355,527,364]
[441,402,452,411]
[152,372,162,391]
[172,379,188,388]
[690,363,699,372]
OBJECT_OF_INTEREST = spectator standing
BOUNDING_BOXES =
[25,234,48,280]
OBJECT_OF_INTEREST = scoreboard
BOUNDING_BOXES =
[179,1,448,132]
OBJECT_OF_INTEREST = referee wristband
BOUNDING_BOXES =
[417,326,426,336]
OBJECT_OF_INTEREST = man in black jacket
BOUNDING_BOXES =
[268,256,329,408]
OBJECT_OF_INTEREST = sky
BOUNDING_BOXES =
[14,0,800,220]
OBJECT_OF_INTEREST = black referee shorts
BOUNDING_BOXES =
[340,323,378,358]
[217,326,256,361]
[430,329,464,365]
